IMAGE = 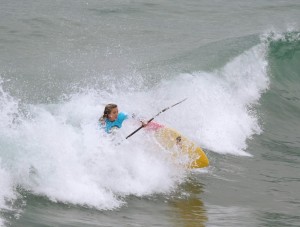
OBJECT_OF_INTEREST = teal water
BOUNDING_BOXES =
[1,1,300,226]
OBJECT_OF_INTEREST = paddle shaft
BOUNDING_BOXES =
[125,98,187,139]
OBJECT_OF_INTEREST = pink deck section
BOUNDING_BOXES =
[145,121,164,131]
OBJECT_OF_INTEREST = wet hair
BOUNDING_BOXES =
[99,103,118,122]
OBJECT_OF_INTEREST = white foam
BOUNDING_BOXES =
[0,164,14,207]
[0,42,270,212]
[149,44,269,155]
[0,160,16,227]
[0,79,20,130]
[260,28,300,43]
[0,81,19,226]
[0,85,184,210]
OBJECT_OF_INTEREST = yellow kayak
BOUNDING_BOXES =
[153,126,209,169]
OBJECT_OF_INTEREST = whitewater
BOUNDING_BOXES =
[1,0,300,226]
[1,41,269,220]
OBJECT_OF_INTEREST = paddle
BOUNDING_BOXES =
[125,98,188,139]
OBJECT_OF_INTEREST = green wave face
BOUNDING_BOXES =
[266,32,300,116]
[259,31,300,158]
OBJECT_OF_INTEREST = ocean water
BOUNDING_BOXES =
[0,0,300,226]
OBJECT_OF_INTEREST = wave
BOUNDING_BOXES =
[1,31,290,223]
[150,43,269,156]
[258,30,300,151]
[266,31,300,109]
[0,83,185,214]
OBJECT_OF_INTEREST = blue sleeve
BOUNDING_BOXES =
[118,112,128,122]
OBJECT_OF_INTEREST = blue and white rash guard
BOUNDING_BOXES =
[100,112,128,133]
